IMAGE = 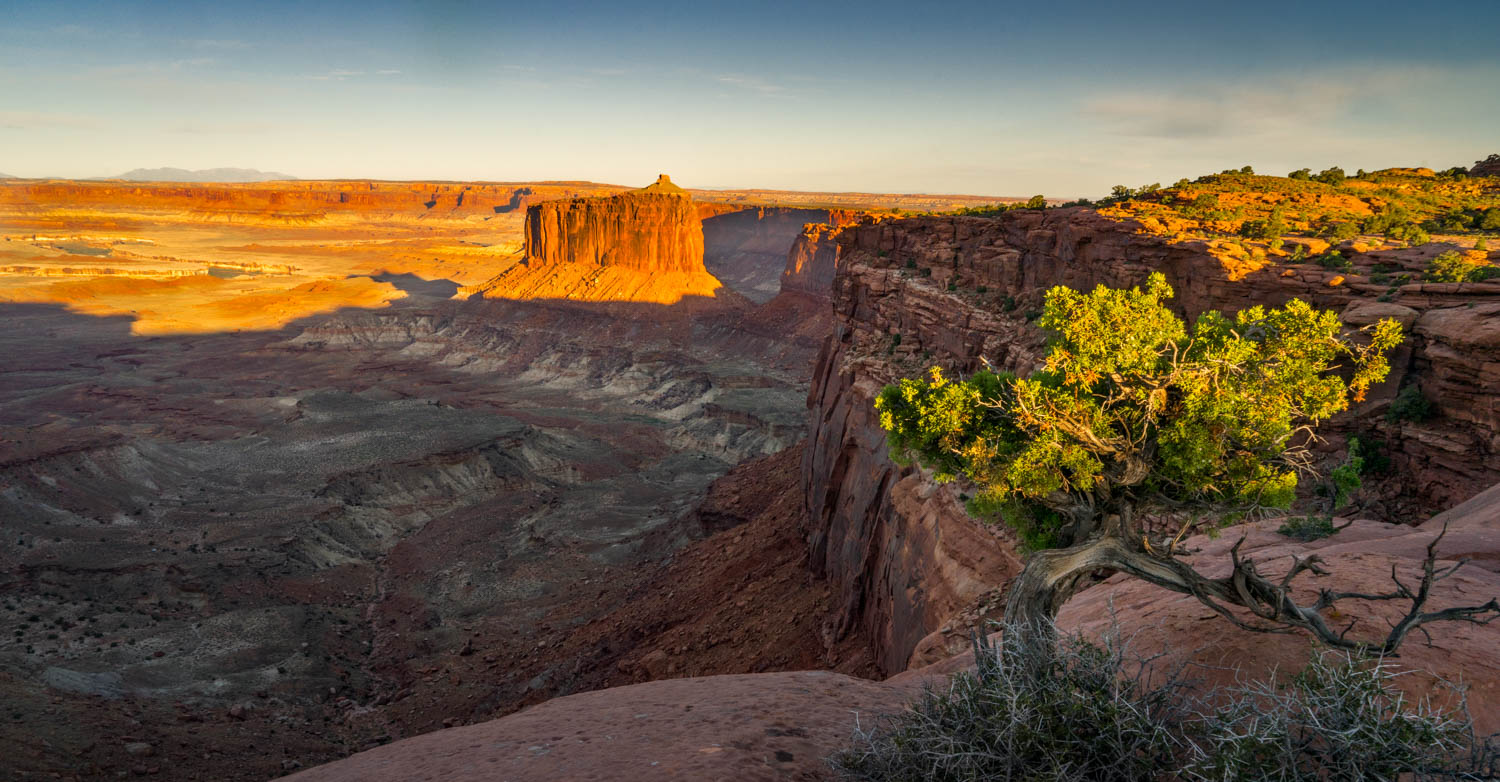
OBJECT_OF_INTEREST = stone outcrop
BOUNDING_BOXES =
[282,670,920,782]
[801,208,1500,673]
[781,221,848,299]
[464,182,735,305]
[521,189,703,274]
[0,180,628,222]
[1471,154,1500,178]
[702,207,860,302]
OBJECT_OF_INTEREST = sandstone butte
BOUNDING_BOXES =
[462,175,734,306]
[289,198,1500,781]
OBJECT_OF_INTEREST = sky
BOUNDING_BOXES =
[3,0,1498,197]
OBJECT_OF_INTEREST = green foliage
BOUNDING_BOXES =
[834,629,1495,782]
[1289,168,1312,181]
[1477,237,1489,251]
[1314,250,1353,271]
[1313,166,1347,186]
[833,628,1190,782]
[1426,250,1500,283]
[1276,515,1340,541]
[1386,384,1435,423]
[1318,220,1360,242]
[1239,205,1286,239]
[1356,434,1393,476]
[1025,194,1047,209]
[874,275,1402,548]
[1326,438,1365,508]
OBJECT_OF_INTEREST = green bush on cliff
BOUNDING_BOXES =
[1426,250,1500,283]
[874,273,1401,550]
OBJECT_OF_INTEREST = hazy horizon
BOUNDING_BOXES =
[4,0,1498,198]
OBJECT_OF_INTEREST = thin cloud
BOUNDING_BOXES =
[189,39,251,50]
[375,69,401,76]
[170,120,277,134]
[717,75,788,96]
[0,111,103,130]
[306,69,366,81]
[1079,67,1437,140]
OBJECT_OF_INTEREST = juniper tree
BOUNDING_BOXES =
[876,273,1500,651]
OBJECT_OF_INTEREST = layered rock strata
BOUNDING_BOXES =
[702,207,859,302]
[521,190,703,274]
[802,208,1500,673]
[466,185,731,305]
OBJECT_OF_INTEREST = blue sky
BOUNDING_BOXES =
[3,0,1497,196]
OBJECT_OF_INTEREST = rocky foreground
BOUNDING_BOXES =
[286,486,1500,781]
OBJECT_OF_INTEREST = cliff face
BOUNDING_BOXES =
[0,180,628,222]
[803,208,1500,673]
[781,221,847,298]
[465,189,732,306]
[1470,154,1500,178]
[701,207,860,302]
[522,191,704,274]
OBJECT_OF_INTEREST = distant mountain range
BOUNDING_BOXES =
[0,173,14,179]
[103,167,297,182]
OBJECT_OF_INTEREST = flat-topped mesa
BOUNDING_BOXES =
[464,176,731,305]
[521,178,704,274]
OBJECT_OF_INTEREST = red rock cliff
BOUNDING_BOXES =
[523,191,705,274]
[0,180,629,221]
[803,208,1500,674]
[700,207,860,302]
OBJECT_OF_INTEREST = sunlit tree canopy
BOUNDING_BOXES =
[876,273,1403,549]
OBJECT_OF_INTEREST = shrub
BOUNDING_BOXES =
[1315,251,1353,271]
[833,626,1497,782]
[1319,221,1360,242]
[1313,166,1347,186]
[1427,250,1500,283]
[1289,168,1312,181]
[1026,194,1047,209]
[833,627,1192,782]
[1183,652,1490,781]
[1276,515,1340,541]
[1387,384,1435,423]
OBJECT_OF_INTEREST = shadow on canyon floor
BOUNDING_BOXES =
[0,289,852,781]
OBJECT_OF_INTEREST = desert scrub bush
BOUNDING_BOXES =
[1276,515,1340,541]
[1314,250,1353,271]
[833,626,1192,782]
[1183,652,1496,781]
[1387,384,1435,423]
[1426,250,1500,283]
[833,626,1498,782]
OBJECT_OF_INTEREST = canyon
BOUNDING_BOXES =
[0,176,899,779]
[3,171,1500,781]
